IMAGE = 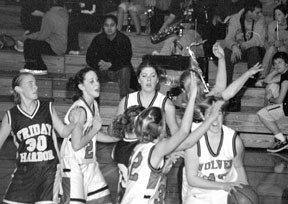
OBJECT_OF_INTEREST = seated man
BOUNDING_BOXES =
[21,0,68,75]
[224,0,266,87]
[224,0,265,111]
[158,0,216,58]
[86,14,133,98]
[211,0,245,42]
[257,52,288,153]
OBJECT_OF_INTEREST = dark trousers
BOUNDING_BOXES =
[96,66,131,98]
[24,39,56,70]
[67,13,80,52]
[224,46,265,86]
[150,8,169,34]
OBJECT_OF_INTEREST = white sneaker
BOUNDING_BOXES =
[68,50,80,55]
[19,68,47,75]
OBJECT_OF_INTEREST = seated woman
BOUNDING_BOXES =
[256,4,288,87]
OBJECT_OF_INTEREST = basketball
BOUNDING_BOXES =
[227,185,259,204]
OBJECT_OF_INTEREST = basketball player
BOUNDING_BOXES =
[0,72,79,204]
[59,67,119,204]
[182,96,249,204]
[116,60,179,135]
[111,105,145,204]
[120,72,224,203]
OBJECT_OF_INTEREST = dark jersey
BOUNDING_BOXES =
[114,139,139,167]
[7,100,58,166]
[280,70,288,104]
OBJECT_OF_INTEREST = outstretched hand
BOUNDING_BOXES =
[212,42,225,59]
[247,62,263,78]
[223,182,244,194]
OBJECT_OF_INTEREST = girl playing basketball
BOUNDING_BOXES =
[0,72,79,204]
[111,105,145,203]
[59,67,119,204]
[182,96,248,204]
[120,72,224,204]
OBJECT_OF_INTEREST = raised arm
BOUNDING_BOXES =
[150,72,197,168]
[164,98,179,135]
[208,43,226,96]
[221,63,262,100]
[176,100,225,151]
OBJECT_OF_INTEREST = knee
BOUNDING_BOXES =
[257,107,267,119]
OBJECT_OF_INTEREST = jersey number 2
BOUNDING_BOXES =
[129,152,143,181]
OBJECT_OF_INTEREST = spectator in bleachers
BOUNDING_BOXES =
[117,0,146,35]
[158,0,216,58]
[86,14,133,98]
[210,0,245,43]
[21,0,68,75]
[16,0,47,52]
[20,0,47,33]
[255,4,288,87]
[224,0,266,86]
[257,52,288,153]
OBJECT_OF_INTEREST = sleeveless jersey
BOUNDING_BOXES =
[124,91,168,112]
[184,123,238,204]
[113,138,139,203]
[7,100,58,165]
[121,142,166,204]
[60,98,99,164]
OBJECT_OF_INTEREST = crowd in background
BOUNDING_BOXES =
[1,0,288,203]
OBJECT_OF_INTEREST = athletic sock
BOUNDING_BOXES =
[275,133,286,142]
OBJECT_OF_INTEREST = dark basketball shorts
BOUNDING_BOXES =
[3,163,57,204]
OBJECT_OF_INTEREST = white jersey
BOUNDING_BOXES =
[60,98,100,164]
[183,123,238,204]
[121,142,166,204]
[124,91,168,111]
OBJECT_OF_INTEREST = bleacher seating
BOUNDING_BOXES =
[1,1,287,202]
[0,32,286,149]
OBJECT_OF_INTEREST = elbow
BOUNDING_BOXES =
[71,143,81,151]
[187,177,198,187]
